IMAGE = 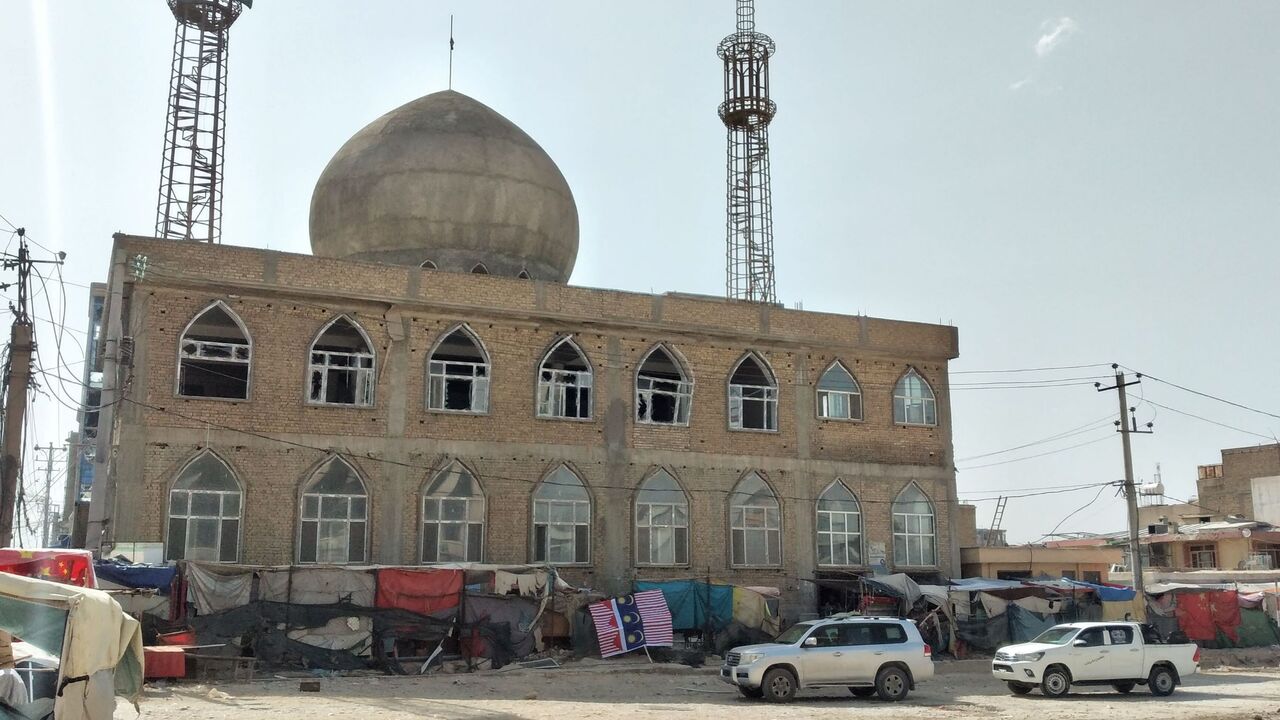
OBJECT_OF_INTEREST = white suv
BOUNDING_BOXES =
[720,617,935,702]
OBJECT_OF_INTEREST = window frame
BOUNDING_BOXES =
[165,450,243,563]
[634,468,690,567]
[816,480,863,567]
[893,367,938,427]
[891,483,937,568]
[426,324,491,414]
[420,461,485,564]
[175,300,253,402]
[727,352,779,433]
[635,344,694,427]
[306,315,376,408]
[536,336,594,421]
[297,456,370,565]
[1187,543,1217,569]
[729,471,782,567]
[531,465,592,566]
[815,360,862,422]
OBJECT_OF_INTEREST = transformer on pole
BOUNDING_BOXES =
[718,0,777,304]
[155,0,249,244]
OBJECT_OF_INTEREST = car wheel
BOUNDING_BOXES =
[761,667,797,703]
[736,685,764,699]
[875,666,910,702]
[1040,666,1071,698]
[1007,681,1034,695]
[1148,666,1176,697]
[849,687,877,697]
[1111,682,1135,694]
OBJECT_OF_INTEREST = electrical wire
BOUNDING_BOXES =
[955,413,1115,462]
[1142,398,1275,441]
[956,433,1115,471]
[1122,366,1280,422]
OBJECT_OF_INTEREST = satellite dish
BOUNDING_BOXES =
[1242,528,1252,538]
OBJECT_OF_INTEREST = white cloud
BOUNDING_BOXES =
[1034,17,1079,58]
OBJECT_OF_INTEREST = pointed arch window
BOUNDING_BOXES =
[178,301,251,400]
[635,469,689,565]
[817,481,862,566]
[729,353,778,431]
[167,451,242,562]
[471,263,489,275]
[730,472,781,566]
[893,368,937,426]
[428,325,490,413]
[892,484,936,567]
[308,316,375,406]
[636,345,692,425]
[422,461,484,563]
[299,457,368,564]
[817,362,862,421]
[532,465,590,564]
[537,337,592,419]
[420,260,437,270]
[517,268,531,279]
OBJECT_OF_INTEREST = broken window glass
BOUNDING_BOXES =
[178,302,251,400]
[537,338,592,419]
[307,316,376,406]
[427,326,490,412]
[636,346,692,425]
[729,354,777,431]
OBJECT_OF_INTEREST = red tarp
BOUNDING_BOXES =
[0,549,96,587]
[374,569,463,616]
[1175,590,1241,642]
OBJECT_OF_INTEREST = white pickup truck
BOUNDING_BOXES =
[992,622,1199,697]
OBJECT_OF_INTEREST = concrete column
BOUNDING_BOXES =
[379,311,410,563]
[599,335,630,594]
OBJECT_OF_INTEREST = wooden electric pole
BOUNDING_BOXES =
[1096,364,1154,619]
[0,229,65,547]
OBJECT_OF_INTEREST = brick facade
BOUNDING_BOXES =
[1198,445,1280,520]
[103,235,960,614]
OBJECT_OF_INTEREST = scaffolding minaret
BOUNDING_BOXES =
[718,0,777,303]
[155,0,249,244]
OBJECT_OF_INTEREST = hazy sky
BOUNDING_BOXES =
[2,1,1278,547]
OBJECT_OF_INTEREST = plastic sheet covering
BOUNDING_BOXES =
[864,574,922,607]
[259,567,375,606]
[286,616,373,653]
[93,561,176,594]
[1064,579,1135,601]
[1209,591,1241,643]
[956,614,1009,652]
[1008,604,1057,643]
[186,562,253,614]
[1235,608,1280,647]
[1175,591,1240,643]
[635,581,733,632]
[375,569,463,615]
[1102,597,1146,621]
[97,579,171,619]
[731,587,781,636]
[464,594,540,659]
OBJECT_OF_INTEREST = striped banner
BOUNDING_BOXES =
[588,589,673,657]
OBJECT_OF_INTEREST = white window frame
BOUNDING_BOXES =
[634,471,690,566]
[635,345,693,426]
[421,495,484,563]
[537,337,593,420]
[298,458,369,565]
[729,473,781,567]
[531,467,591,565]
[427,325,490,414]
[176,300,252,400]
[307,316,376,407]
[816,482,863,567]
[1187,543,1217,569]
[892,485,936,567]
[893,368,937,427]
[728,353,778,432]
[816,361,862,421]
[165,452,242,563]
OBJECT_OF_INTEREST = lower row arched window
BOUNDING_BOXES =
[166,451,242,562]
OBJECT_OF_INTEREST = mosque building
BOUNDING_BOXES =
[89,89,960,612]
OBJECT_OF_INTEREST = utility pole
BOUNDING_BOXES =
[1096,364,1154,618]
[35,443,59,548]
[0,229,65,547]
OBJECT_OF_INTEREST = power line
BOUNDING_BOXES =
[956,433,1115,471]
[1123,367,1280,422]
[962,481,1119,504]
[955,413,1114,462]
[951,363,1112,375]
[1143,398,1275,441]
[1036,483,1116,542]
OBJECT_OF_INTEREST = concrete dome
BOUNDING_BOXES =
[309,90,579,281]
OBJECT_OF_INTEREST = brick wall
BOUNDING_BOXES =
[1200,444,1280,520]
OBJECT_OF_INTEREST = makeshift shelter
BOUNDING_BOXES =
[0,572,143,720]
[633,580,780,653]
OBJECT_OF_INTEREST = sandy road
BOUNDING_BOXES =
[118,660,1280,720]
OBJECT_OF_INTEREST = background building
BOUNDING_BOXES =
[89,89,961,614]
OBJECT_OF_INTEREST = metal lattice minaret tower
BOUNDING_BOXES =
[155,0,249,244]
[718,0,777,303]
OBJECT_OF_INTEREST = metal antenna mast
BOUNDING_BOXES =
[155,0,250,244]
[718,0,777,303]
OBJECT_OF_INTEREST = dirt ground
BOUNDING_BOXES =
[117,657,1280,720]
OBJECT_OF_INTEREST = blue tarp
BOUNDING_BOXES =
[950,578,1028,592]
[94,560,178,595]
[1009,603,1058,642]
[1065,579,1136,602]
[635,580,734,632]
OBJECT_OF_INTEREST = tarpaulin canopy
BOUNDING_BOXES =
[186,562,254,614]
[260,566,376,606]
[1065,579,1136,602]
[1174,590,1240,643]
[93,560,176,594]
[635,580,733,632]
[864,574,922,606]
[375,568,463,615]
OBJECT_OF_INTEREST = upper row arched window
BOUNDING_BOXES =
[174,305,937,427]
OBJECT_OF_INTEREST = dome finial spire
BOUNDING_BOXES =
[448,15,456,90]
